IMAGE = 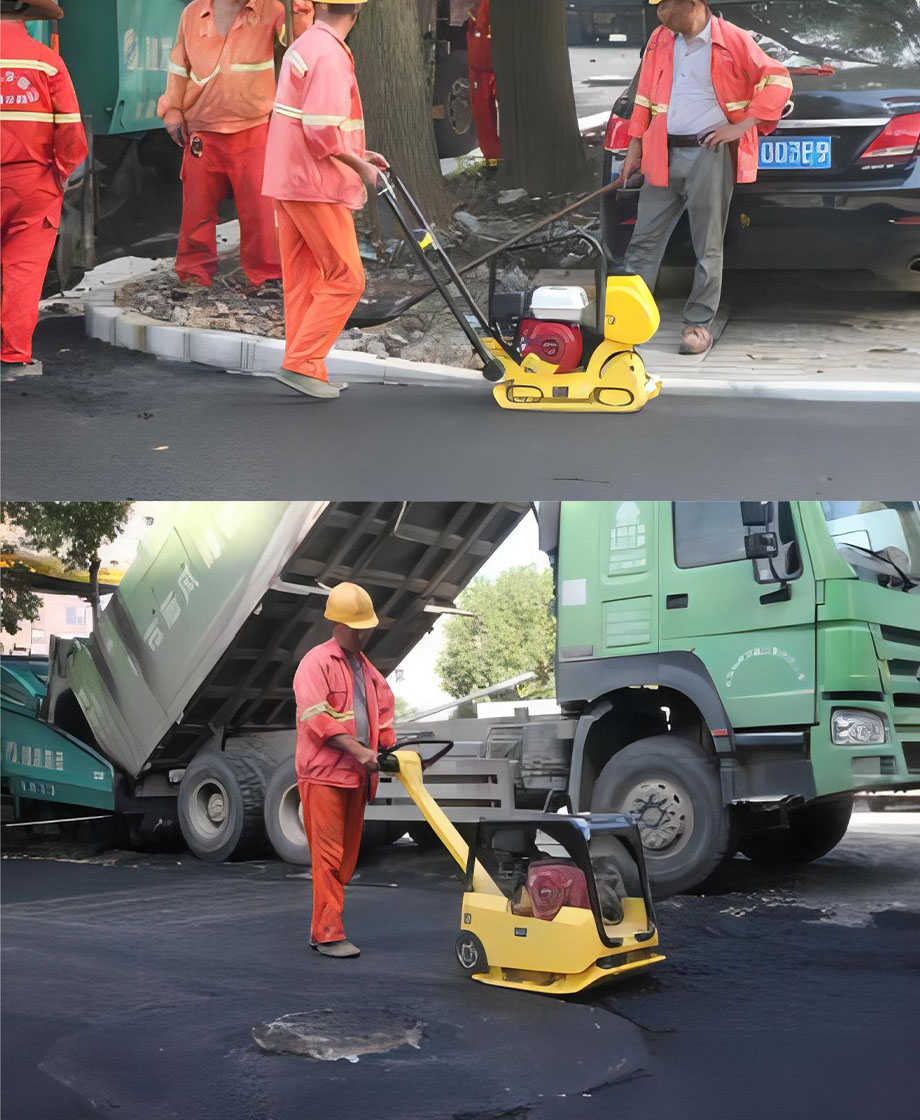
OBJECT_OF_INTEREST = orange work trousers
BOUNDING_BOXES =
[274,199,365,382]
[1,162,63,363]
[299,778,367,944]
[177,123,280,287]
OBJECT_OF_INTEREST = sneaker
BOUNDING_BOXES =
[1,359,42,380]
[274,369,343,398]
[312,939,361,958]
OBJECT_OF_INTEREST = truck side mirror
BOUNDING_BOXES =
[740,501,774,528]
[745,532,779,561]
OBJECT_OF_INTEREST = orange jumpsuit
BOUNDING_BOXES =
[0,20,87,364]
[262,22,367,382]
[293,638,396,945]
[156,0,313,286]
[467,0,499,162]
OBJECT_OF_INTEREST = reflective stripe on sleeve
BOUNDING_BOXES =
[299,702,355,722]
[755,74,794,92]
[288,49,308,77]
[0,110,54,122]
[635,94,668,116]
[230,59,275,72]
[301,114,364,131]
[168,61,190,77]
[274,102,303,120]
[0,58,58,76]
[54,113,83,124]
[725,99,751,112]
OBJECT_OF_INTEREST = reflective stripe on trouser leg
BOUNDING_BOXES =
[299,779,367,944]
[223,123,280,285]
[0,164,63,363]
[175,137,230,284]
[682,145,734,326]
[275,199,365,381]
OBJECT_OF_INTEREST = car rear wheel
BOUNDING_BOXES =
[739,795,854,867]
[591,736,735,897]
[455,931,488,976]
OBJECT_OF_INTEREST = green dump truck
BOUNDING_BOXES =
[3,501,917,896]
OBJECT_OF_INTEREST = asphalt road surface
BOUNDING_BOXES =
[3,317,919,500]
[2,811,917,1120]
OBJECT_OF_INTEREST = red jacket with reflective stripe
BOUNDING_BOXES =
[0,21,87,179]
[293,638,396,794]
[627,16,792,186]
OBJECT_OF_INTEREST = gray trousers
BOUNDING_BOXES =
[625,144,734,326]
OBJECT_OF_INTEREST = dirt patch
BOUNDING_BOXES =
[115,156,607,371]
[252,1009,423,1062]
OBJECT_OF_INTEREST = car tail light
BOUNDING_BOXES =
[859,113,920,168]
[604,113,631,154]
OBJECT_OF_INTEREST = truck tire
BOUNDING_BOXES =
[590,737,734,898]
[263,757,310,866]
[739,795,854,867]
[178,750,270,863]
[433,49,474,158]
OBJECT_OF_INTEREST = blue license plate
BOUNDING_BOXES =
[758,135,832,169]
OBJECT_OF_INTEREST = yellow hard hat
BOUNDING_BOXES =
[324,582,379,629]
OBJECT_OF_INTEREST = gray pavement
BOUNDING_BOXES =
[3,316,920,500]
[1,811,917,1120]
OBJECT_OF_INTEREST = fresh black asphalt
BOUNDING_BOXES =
[2,317,918,500]
[2,815,917,1120]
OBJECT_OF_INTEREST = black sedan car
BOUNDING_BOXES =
[600,0,920,288]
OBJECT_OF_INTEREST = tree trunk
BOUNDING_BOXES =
[491,0,586,195]
[88,557,101,633]
[350,0,453,227]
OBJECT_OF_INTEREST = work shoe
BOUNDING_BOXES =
[312,939,361,959]
[1,359,42,380]
[274,369,347,398]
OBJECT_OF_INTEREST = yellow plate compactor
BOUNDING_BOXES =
[379,740,665,997]
[378,174,661,414]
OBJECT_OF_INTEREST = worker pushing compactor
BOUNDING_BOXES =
[293,581,396,958]
[0,0,86,376]
[157,0,314,290]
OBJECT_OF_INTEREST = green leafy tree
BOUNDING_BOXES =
[1,502,132,632]
[435,564,556,700]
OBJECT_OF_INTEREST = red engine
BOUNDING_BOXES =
[517,319,583,373]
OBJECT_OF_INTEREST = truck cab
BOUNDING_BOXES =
[542,501,920,894]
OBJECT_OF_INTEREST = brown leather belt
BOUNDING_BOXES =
[667,134,703,148]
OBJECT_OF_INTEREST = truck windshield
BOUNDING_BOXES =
[821,502,920,592]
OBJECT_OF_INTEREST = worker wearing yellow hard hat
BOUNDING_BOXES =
[292,581,397,958]
[1,0,87,376]
[618,0,792,354]
[264,0,390,401]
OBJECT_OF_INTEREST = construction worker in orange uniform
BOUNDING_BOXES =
[157,0,314,290]
[263,0,388,400]
[293,582,396,958]
[1,0,86,376]
[620,0,791,354]
[467,0,499,163]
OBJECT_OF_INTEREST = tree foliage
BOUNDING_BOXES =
[1,502,132,633]
[435,564,556,700]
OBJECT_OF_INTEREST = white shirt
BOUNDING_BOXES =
[666,19,728,137]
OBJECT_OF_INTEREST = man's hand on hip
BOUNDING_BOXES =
[167,119,189,148]
[700,119,755,150]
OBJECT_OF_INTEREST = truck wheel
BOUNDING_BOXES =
[263,757,310,866]
[178,751,270,863]
[591,737,734,898]
[433,49,474,158]
[739,795,854,867]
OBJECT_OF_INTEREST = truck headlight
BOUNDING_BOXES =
[831,709,886,746]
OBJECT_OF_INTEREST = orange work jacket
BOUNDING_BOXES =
[628,16,792,187]
[0,20,87,180]
[263,22,367,208]
[157,0,313,135]
[293,638,396,797]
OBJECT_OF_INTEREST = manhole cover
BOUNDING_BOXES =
[252,1009,424,1062]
